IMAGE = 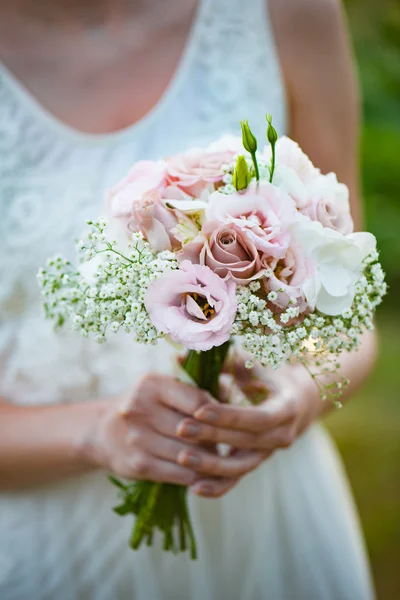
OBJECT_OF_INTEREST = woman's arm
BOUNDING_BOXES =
[0,399,102,490]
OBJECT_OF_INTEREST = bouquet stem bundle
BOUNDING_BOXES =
[109,341,231,559]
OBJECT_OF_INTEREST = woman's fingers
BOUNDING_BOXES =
[178,418,258,448]
[121,373,215,419]
[157,375,216,415]
[177,447,262,478]
[191,477,239,498]
[178,417,297,451]
[122,453,197,486]
[148,406,187,439]
[133,428,262,479]
[192,393,298,433]
[190,446,276,498]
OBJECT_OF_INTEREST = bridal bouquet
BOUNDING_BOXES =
[38,116,386,559]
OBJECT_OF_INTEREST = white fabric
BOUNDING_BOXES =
[0,0,374,597]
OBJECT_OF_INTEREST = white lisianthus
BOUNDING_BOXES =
[292,215,377,315]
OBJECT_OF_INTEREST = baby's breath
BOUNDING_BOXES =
[232,252,387,399]
[38,219,178,344]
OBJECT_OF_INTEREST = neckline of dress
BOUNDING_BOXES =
[0,0,206,147]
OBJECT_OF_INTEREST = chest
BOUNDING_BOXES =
[0,4,197,134]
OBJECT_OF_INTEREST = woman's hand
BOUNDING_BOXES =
[177,357,323,498]
[79,373,264,487]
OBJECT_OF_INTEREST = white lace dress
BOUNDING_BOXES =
[0,1,375,598]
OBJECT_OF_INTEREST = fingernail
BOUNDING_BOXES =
[195,408,219,422]
[193,484,213,496]
[181,452,201,467]
[179,423,200,437]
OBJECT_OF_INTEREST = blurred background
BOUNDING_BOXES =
[325,1,400,597]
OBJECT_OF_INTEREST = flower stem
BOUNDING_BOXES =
[251,153,260,182]
[269,144,276,183]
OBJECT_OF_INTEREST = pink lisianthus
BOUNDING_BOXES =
[206,182,298,259]
[107,160,168,219]
[145,261,237,351]
[130,189,180,252]
[263,246,314,312]
[300,173,354,235]
[180,221,265,284]
[166,149,234,196]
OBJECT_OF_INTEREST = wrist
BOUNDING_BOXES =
[68,399,110,470]
[292,363,324,432]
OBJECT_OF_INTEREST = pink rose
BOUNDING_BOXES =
[145,261,237,351]
[166,150,234,196]
[107,160,167,219]
[180,221,264,284]
[300,173,354,235]
[206,182,298,259]
[263,245,314,312]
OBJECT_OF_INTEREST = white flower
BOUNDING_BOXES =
[296,327,307,339]
[301,173,353,235]
[222,173,233,184]
[292,215,377,316]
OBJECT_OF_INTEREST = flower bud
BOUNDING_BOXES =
[266,114,278,145]
[232,155,251,191]
[240,120,258,154]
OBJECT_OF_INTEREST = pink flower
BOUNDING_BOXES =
[180,221,265,284]
[145,261,237,351]
[263,246,314,312]
[300,173,354,235]
[166,150,234,196]
[107,160,167,219]
[130,189,180,252]
[206,182,298,259]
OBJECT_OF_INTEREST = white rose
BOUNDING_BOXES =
[292,216,376,315]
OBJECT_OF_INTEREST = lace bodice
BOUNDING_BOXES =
[0,0,286,406]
